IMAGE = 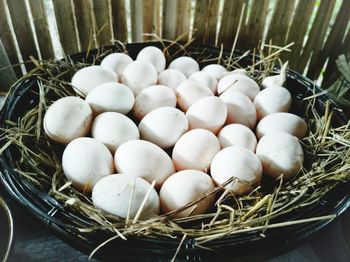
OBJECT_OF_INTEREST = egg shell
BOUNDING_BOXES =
[253,87,292,120]
[256,112,307,139]
[176,80,214,112]
[261,62,287,88]
[85,83,134,115]
[100,53,133,76]
[217,74,260,99]
[168,57,199,77]
[218,124,257,151]
[160,170,216,218]
[201,64,227,80]
[114,140,176,188]
[121,61,158,95]
[92,112,140,153]
[186,96,227,134]
[158,69,187,91]
[132,85,177,121]
[172,129,220,172]
[210,146,262,195]
[136,46,166,73]
[188,71,218,94]
[256,132,304,179]
[62,137,115,192]
[220,90,257,129]
[44,96,93,144]
[71,66,118,96]
[139,107,188,149]
[92,174,160,219]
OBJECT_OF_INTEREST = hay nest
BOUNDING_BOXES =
[0,37,350,258]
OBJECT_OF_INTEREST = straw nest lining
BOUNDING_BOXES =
[0,38,350,254]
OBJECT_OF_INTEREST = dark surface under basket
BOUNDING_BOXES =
[0,42,350,261]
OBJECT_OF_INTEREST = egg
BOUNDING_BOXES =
[261,62,288,88]
[85,83,134,115]
[114,140,175,188]
[217,74,260,99]
[132,85,177,121]
[92,174,160,219]
[121,61,158,95]
[160,170,216,218]
[100,53,133,76]
[218,124,257,151]
[62,137,115,192]
[253,87,292,120]
[158,69,187,91]
[172,129,220,172]
[168,56,199,77]
[176,80,214,112]
[138,107,188,149]
[136,46,166,73]
[230,68,248,75]
[186,96,227,134]
[256,132,304,179]
[71,66,118,96]
[256,112,308,139]
[201,64,227,80]
[92,112,140,153]
[44,96,93,144]
[220,90,257,129]
[210,146,262,195]
[188,71,218,94]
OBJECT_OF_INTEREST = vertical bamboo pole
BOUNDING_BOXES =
[0,0,21,76]
[74,0,97,51]
[52,0,80,55]
[111,0,128,42]
[93,0,113,46]
[162,0,177,40]
[28,0,55,60]
[175,0,191,39]
[143,0,161,40]
[6,0,39,71]
[0,39,17,91]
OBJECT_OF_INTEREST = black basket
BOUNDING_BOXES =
[0,42,350,261]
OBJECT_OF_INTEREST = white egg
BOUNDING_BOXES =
[132,85,177,121]
[172,129,220,172]
[100,53,133,76]
[218,124,257,151]
[92,174,160,219]
[188,71,218,94]
[253,87,292,120]
[186,96,227,134]
[71,66,118,96]
[62,137,115,192]
[217,74,260,99]
[160,170,216,218]
[256,132,304,179]
[121,61,158,95]
[256,112,307,139]
[85,82,134,115]
[220,90,257,128]
[92,112,139,153]
[176,80,214,112]
[168,57,199,77]
[202,64,227,80]
[139,107,188,149]
[210,146,262,195]
[136,46,166,73]
[44,96,93,144]
[261,62,288,88]
[158,69,187,91]
[114,140,175,188]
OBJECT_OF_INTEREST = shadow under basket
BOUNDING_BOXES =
[0,42,350,261]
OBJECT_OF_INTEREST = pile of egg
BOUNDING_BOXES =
[43,46,307,220]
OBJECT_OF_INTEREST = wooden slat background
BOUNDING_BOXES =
[0,0,349,91]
